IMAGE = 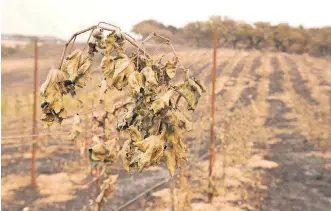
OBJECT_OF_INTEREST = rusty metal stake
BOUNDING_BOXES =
[31,38,38,189]
[208,27,217,203]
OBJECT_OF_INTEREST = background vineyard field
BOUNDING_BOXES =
[2,42,331,210]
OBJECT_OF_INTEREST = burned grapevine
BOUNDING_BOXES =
[39,22,205,209]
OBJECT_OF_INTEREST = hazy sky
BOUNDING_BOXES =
[2,0,331,39]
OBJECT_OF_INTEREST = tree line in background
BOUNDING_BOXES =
[132,16,331,57]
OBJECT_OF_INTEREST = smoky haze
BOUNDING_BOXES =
[2,0,331,40]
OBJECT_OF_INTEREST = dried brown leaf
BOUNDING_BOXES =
[89,138,118,163]
[69,113,82,141]
[166,131,188,167]
[163,57,178,79]
[111,53,135,90]
[150,90,174,114]
[128,71,145,97]
[127,125,143,142]
[40,68,68,125]
[132,133,165,171]
[141,62,158,86]
[166,110,192,134]
[92,28,106,50]
[120,139,132,172]
[164,147,176,176]
[61,49,93,88]
[98,78,109,104]
[117,108,134,130]
[175,78,205,110]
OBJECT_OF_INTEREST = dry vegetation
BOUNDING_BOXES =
[2,42,331,211]
[133,18,331,57]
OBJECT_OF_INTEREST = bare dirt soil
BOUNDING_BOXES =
[2,47,331,211]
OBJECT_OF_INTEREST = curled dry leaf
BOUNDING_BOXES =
[105,138,119,162]
[100,54,115,84]
[127,125,143,142]
[163,56,178,79]
[104,114,113,140]
[117,108,135,130]
[61,49,93,88]
[164,131,188,176]
[69,113,82,141]
[40,68,67,96]
[164,144,176,176]
[166,109,193,135]
[92,28,106,50]
[128,71,145,97]
[105,32,116,53]
[175,77,206,110]
[99,31,117,84]
[120,139,132,172]
[141,61,158,86]
[89,138,118,163]
[98,78,109,104]
[40,68,68,126]
[104,27,126,53]
[113,27,126,50]
[131,126,166,171]
[101,52,134,90]
[168,133,188,163]
[111,53,135,90]
[89,142,108,162]
[150,90,174,114]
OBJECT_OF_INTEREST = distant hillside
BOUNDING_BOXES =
[132,17,331,57]
[2,34,65,48]
[1,34,66,58]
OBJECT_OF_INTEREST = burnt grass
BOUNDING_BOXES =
[249,56,262,81]
[302,59,331,87]
[2,140,82,178]
[284,56,319,105]
[261,130,331,211]
[229,60,245,78]
[191,62,211,77]
[204,60,228,84]
[230,56,262,111]
[216,59,246,97]
[265,56,297,129]
[264,99,297,129]
[2,124,211,211]
[260,55,331,211]
[269,57,284,95]
[3,54,330,211]
[2,147,171,211]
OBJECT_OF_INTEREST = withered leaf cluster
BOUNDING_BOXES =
[40,26,205,178]
[89,137,118,163]
[40,40,96,127]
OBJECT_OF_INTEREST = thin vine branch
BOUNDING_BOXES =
[59,25,97,69]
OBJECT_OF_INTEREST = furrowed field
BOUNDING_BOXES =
[2,43,331,210]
